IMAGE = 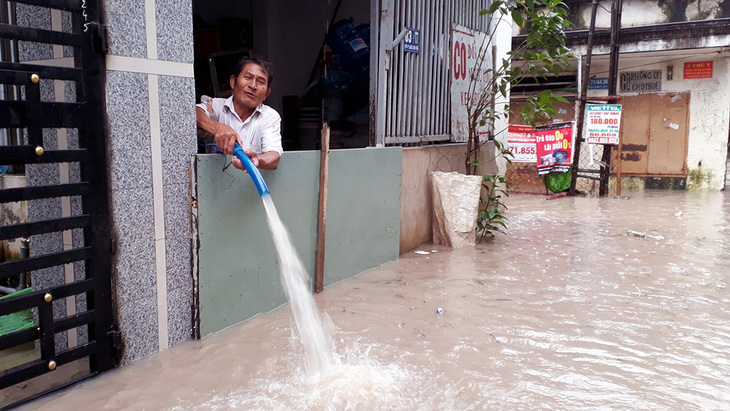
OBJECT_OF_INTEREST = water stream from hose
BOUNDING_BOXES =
[260,193,334,375]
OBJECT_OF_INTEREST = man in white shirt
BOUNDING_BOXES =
[196,56,282,170]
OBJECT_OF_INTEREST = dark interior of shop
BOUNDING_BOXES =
[192,0,371,152]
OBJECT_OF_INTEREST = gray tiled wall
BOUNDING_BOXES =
[106,71,158,363]
[103,0,147,58]
[16,3,53,61]
[106,71,154,192]
[159,75,196,347]
[159,76,197,185]
[156,0,195,63]
[103,12,197,362]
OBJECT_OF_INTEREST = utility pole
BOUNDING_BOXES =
[569,0,599,196]
[600,0,623,196]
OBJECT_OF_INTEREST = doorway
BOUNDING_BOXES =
[192,0,372,152]
[615,92,690,177]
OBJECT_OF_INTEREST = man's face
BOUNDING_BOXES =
[230,63,271,111]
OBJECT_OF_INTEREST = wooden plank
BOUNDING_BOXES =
[617,94,650,175]
[315,123,330,294]
[648,92,689,175]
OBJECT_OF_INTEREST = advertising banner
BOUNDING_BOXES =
[535,122,574,175]
[507,125,537,162]
[586,104,622,145]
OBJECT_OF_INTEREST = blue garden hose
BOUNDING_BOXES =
[231,143,270,196]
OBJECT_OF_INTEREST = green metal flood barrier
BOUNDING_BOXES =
[192,147,403,337]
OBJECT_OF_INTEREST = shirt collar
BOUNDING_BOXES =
[223,96,264,121]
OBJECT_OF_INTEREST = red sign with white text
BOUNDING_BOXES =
[535,122,574,176]
[684,61,713,79]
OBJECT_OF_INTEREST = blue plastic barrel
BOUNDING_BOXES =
[325,19,369,74]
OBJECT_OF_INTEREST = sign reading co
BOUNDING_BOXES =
[619,70,662,93]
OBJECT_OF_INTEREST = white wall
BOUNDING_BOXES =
[577,0,726,28]
[677,54,730,189]
[579,1,665,28]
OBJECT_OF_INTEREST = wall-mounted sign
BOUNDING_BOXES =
[589,77,609,90]
[404,28,420,54]
[507,125,537,162]
[451,25,490,142]
[586,104,622,145]
[684,61,713,79]
[535,121,574,175]
[619,70,662,93]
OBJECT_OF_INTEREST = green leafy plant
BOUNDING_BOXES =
[466,0,573,239]
[477,155,514,240]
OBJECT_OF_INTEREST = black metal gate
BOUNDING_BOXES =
[0,0,116,407]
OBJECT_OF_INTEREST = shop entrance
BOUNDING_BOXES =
[192,0,372,152]
[614,92,690,177]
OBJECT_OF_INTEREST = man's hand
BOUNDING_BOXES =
[232,148,259,171]
[213,123,242,155]
[196,107,242,154]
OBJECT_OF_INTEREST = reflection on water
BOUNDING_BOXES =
[22,190,730,410]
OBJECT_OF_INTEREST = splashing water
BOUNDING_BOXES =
[261,194,334,375]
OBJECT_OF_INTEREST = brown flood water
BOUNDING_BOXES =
[21,190,730,410]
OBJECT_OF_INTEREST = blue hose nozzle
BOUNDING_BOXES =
[231,143,270,196]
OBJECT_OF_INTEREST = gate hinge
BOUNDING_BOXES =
[107,330,123,363]
[88,22,109,55]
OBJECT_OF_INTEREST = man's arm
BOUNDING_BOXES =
[196,107,240,155]
[256,151,280,170]
[231,149,278,171]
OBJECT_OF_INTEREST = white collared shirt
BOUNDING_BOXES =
[196,96,283,155]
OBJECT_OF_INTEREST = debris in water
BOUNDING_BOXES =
[547,192,568,200]
[628,230,646,238]
[436,307,444,315]
[414,251,430,255]
[628,230,663,240]
[675,211,683,217]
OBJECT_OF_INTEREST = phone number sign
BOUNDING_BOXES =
[586,104,622,145]
[507,125,537,162]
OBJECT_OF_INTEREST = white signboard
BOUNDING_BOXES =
[451,25,490,143]
[586,104,622,145]
[619,70,661,93]
[507,125,537,162]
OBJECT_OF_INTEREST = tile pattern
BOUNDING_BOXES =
[155,0,195,63]
[103,0,147,58]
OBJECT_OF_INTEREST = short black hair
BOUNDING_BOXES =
[232,55,274,88]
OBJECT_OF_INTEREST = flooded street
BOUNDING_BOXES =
[22,190,730,410]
